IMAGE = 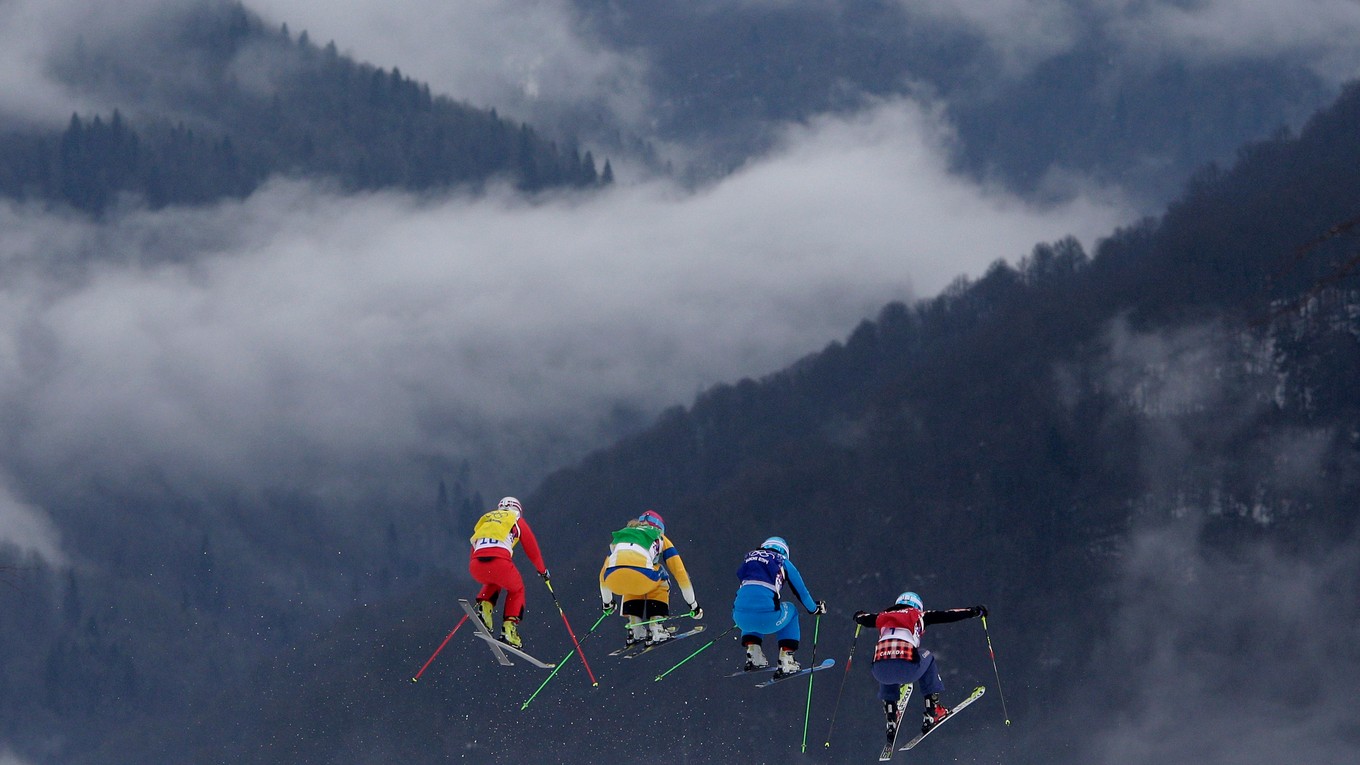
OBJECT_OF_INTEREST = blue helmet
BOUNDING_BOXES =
[895,591,923,611]
[760,536,790,558]
[638,510,665,532]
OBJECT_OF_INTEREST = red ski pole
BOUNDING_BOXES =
[544,577,599,686]
[412,613,469,682]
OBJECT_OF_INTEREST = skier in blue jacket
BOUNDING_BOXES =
[732,536,826,676]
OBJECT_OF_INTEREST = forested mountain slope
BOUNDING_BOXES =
[123,80,1360,765]
[0,1,608,215]
[572,0,1337,206]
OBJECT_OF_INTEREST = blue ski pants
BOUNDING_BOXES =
[871,650,943,702]
[732,601,800,648]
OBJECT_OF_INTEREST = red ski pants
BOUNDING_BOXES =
[470,555,526,620]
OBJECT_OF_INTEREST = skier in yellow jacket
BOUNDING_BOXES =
[599,510,702,647]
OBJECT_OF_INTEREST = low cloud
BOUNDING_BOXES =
[246,0,653,134]
[1073,522,1360,764]
[0,0,190,124]
[0,97,1131,505]
[900,0,1360,84]
[0,481,64,564]
[1110,0,1360,81]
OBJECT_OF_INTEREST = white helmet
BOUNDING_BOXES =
[497,497,523,515]
[895,591,923,610]
[761,536,790,558]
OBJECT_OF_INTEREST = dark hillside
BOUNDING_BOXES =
[114,77,1360,765]
[573,0,1334,204]
[0,1,607,215]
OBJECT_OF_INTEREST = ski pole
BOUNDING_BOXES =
[411,613,469,682]
[800,612,822,752]
[823,623,861,747]
[981,614,1011,726]
[544,578,599,686]
[522,611,609,710]
[654,623,739,682]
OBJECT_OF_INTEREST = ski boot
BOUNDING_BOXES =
[884,701,899,743]
[774,648,801,677]
[921,692,948,734]
[624,616,646,649]
[501,617,523,649]
[474,599,495,632]
[645,622,673,647]
[744,643,769,671]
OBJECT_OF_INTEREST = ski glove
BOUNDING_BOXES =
[973,605,988,618]
[813,601,828,615]
[689,604,703,620]
[539,569,551,582]
[602,600,616,615]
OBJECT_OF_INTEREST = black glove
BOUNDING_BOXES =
[853,610,869,622]
[813,601,828,615]
[602,600,616,615]
[539,569,551,582]
[974,605,988,618]
[690,604,704,620]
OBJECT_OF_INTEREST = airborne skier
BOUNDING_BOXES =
[731,536,827,677]
[468,497,549,649]
[599,510,703,648]
[853,592,987,741]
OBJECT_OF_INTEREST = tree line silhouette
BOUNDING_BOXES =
[0,3,610,215]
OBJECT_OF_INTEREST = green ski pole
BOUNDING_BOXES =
[521,611,609,711]
[654,624,738,682]
[800,612,822,752]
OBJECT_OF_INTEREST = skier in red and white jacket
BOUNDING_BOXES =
[853,592,986,741]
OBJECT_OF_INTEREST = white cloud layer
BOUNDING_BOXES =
[0,482,64,563]
[0,98,1131,511]
[901,0,1360,82]
[246,0,652,130]
[0,0,190,123]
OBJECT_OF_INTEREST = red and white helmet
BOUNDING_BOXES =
[498,497,523,515]
[638,510,665,532]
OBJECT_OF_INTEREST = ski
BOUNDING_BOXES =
[471,632,557,669]
[725,664,779,678]
[900,686,986,751]
[608,625,680,657]
[457,599,512,667]
[878,683,914,761]
[753,658,835,688]
[621,626,707,659]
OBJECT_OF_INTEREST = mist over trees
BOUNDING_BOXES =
[0,1,608,215]
[15,75,1356,765]
[569,1,1338,205]
[0,4,1358,764]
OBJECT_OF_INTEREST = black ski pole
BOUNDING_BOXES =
[823,622,861,747]
[981,614,1011,726]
